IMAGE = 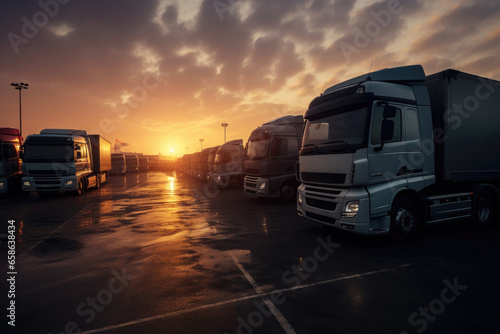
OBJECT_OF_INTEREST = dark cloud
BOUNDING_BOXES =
[461,55,500,79]
[409,0,500,56]
[1,0,499,154]
[309,0,424,70]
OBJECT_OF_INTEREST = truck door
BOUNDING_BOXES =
[268,137,296,176]
[74,143,90,173]
[367,104,407,214]
[404,107,423,176]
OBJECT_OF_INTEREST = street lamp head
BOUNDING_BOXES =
[11,82,29,90]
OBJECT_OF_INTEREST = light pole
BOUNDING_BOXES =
[221,122,228,143]
[199,139,204,151]
[11,82,29,137]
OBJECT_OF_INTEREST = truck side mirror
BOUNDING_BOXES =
[375,119,394,152]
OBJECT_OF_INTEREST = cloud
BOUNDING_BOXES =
[1,0,499,155]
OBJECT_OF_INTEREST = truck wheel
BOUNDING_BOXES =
[472,188,497,227]
[219,175,229,189]
[75,178,84,196]
[390,196,418,242]
[280,182,296,202]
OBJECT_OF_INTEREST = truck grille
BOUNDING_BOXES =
[301,172,346,185]
[28,169,67,176]
[305,198,336,211]
[244,175,258,194]
[245,169,260,175]
[302,184,344,221]
[33,179,61,185]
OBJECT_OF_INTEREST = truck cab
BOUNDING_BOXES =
[139,156,149,172]
[206,146,220,182]
[199,147,212,180]
[22,129,111,195]
[297,65,500,241]
[111,153,127,175]
[0,128,22,194]
[213,139,245,188]
[244,115,303,200]
[125,154,139,172]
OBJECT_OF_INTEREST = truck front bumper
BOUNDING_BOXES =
[297,183,390,235]
[22,175,78,192]
[244,176,279,198]
[214,172,243,188]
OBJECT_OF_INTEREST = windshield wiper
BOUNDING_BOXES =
[300,144,321,155]
[319,140,358,153]
[320,140,349,146]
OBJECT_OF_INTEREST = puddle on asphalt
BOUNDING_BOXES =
[33,237,83,255]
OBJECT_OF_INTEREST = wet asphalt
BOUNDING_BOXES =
[1,171,499,334]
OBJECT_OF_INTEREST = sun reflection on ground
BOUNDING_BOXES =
[166,175,176,191]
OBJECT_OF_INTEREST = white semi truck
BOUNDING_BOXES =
[297,65,500,241]
[244,115,303,200]
[0,128,23,194]
[213,139,245,188]
[125,154,139,173]
[22,129,111,195]
[111,153,127,175]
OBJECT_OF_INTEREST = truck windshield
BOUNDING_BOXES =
[302,107,368,151]
[246,140,269,160]
[215,151,232,164]
[24,144,74,163]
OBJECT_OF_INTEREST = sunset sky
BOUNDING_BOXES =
[2,0,500,156]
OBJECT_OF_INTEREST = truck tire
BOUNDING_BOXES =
[219,175,229,189]
[472,188,497,227]
[280,182,297,202]
[390,196,418,242]
[75,178,84,196]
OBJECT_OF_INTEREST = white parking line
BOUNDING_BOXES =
[80,263,413,333]
[230,252,297,334]
[80,292,269,334]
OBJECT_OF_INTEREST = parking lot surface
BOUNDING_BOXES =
[1,172,499,334]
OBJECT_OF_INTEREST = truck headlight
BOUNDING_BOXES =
[65,180,74,186]
[0,182,5,190]
[297,191,303,205]
[258,181,266,190]
[342,201,359,218]
[23,180,31,187]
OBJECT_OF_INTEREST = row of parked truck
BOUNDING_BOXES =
[3,65,500,241]
[179,65,500,241]
[0,128,169,195]
[110,153,162,174]
[177,115,304,200]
